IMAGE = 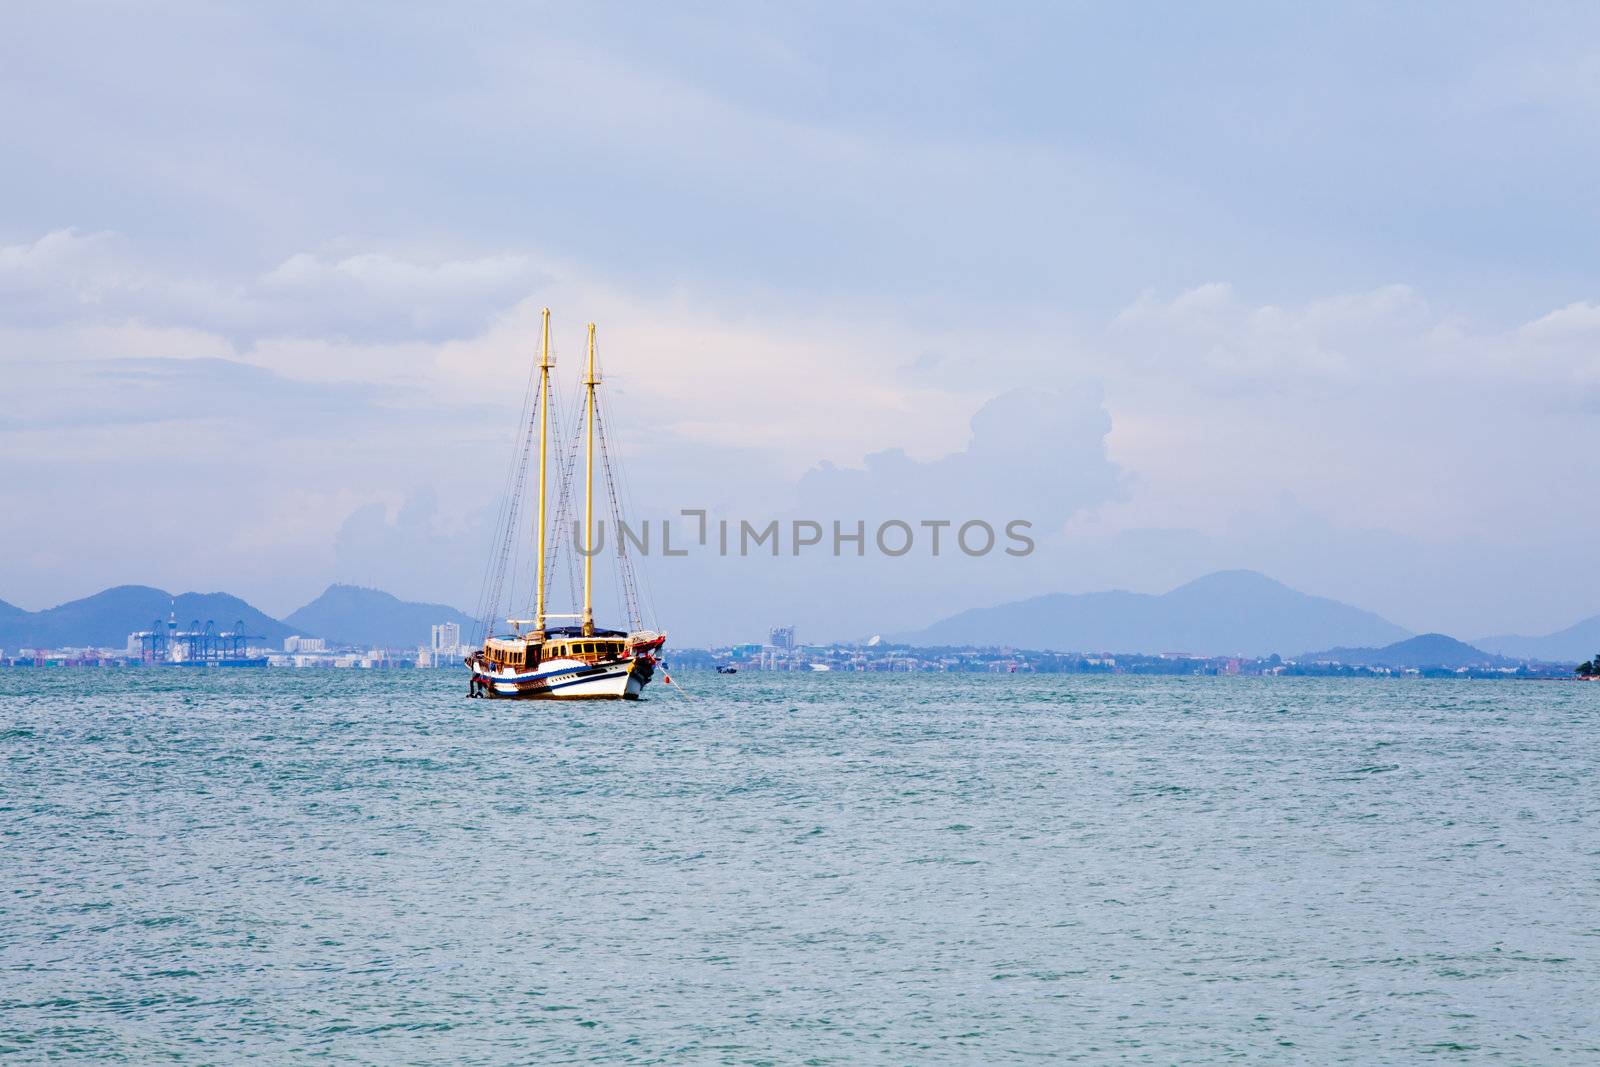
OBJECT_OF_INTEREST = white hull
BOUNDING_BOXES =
[471,655,653,700]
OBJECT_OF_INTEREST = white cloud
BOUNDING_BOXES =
[1108,282,1436,387]
[256,249,549,340]
[0,230,549,346]
[0,231,983,469]
[1521,300,1600,338]
[4,223,1600,638]
[1076,283,1600,634]
[0,229,144,326]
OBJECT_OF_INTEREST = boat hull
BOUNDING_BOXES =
[470,655,655,700]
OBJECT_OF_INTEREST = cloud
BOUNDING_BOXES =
[0,230,550,346]
[4,236,1600,641]
[796,385,1123,531]
[0,356,377,432]
[332,490,492,610]
[0,229,153,327]
[1108,282,1436,388]
[1051,282,1600,637]
[0,229,985,468]
[598,385,1127,644]
[256,250,550,341]
[311,380,1127,644]
[8,6,1600,647]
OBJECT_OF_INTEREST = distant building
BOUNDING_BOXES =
[431,622,462,656]
[284,636,326,653]
[768,625,796,650]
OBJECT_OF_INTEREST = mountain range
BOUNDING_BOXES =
[0,584,478,652]
[1473,616,1600,664]
[0,586,298,650]
[3,570,1594,663]
[1301,633,1511,669]
[894,570,1411,658]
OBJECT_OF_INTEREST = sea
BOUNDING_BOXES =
[1,669,1596,1063]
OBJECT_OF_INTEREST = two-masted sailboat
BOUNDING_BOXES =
[466,310,665,699]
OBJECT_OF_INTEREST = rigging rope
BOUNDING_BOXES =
[594,390,644,632]
[474,332,657,642]
[474,362,543,644]
[600,386,661,631]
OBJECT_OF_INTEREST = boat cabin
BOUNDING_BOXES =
[480,631,628,670]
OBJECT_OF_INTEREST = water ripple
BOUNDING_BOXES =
[1,670,1597,1062]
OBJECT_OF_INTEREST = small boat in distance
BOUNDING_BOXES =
[717,665,738,674]
[466,311,665,699]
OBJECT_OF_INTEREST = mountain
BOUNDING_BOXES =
[0,585,296,650]
[894,570,1410,657]
[1301,633,1511,669]
[1474,615,1600,664]
[0,582,478,652]
[283,584,475,649]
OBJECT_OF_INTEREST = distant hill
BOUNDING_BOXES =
[894,570,1410,657]
[0,585,296,650]
[0,597,24,622]
[1301,633,1510,669]
[283,584,475,649]
[1474,615,1600,664]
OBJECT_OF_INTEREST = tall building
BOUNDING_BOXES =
[431,622,462,655]
[768,625,796,650]
[284,636,326,653]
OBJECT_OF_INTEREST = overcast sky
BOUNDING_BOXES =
[3,2,1599,644]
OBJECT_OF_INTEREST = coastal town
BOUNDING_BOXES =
[670,628,1583,680]
[4,620,1586,680]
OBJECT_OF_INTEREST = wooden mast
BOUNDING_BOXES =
[533,307,552,637]
[582,322,598,636]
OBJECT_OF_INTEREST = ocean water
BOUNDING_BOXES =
[1,670,1596,1064]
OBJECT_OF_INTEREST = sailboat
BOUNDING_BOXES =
[466,310,666,699]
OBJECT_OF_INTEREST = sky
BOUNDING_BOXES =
[3,2,1599,646]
